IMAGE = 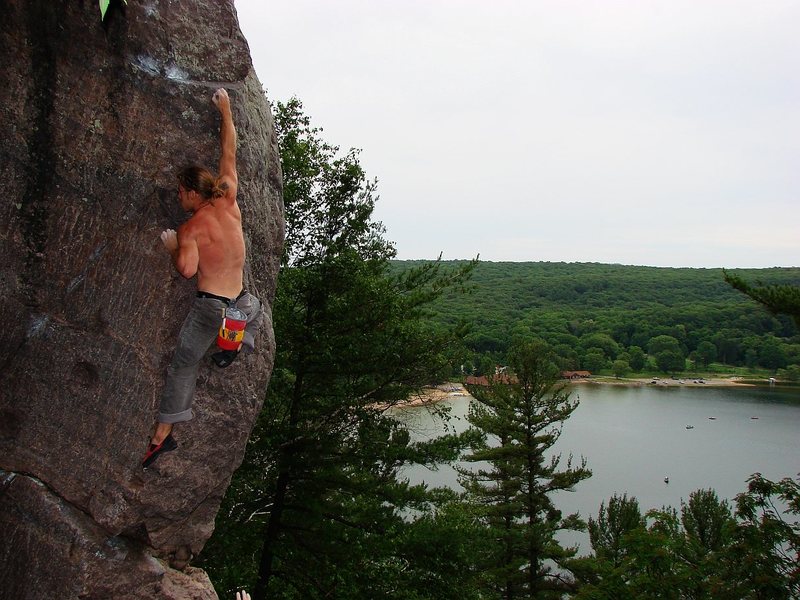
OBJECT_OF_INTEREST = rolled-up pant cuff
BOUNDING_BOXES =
[158,408,193,424]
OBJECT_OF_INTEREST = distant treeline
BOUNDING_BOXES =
[390,261,800,377]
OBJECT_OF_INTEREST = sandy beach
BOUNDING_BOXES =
[398,376,759,408]
[400,384,471,407]
[571,376,756,388]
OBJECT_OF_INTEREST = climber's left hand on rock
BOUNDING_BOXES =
[160,228,178,252]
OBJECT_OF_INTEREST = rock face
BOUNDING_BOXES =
[0,2,283,598]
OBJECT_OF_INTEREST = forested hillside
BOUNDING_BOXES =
[392,261,800,377]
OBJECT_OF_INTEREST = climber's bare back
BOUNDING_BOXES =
[179,179,245,299]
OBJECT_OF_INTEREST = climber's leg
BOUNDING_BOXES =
[143,298,220,466]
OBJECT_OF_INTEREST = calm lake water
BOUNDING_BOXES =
[391,382,800,553]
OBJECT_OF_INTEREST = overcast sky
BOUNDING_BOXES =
[234,1,798,268]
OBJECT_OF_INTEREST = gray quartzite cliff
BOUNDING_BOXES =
[0,1,283,599]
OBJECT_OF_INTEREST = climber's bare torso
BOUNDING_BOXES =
[176,180,245,299]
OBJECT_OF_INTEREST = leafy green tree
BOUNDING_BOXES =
[647,335,683,357]
[579,502,712,599]
[578,479,800,600]
[580,333,620,360]
[461,339,591,599]
[582,348,608,373]
[574,496,685,600]
[745,348,759,369]
[475,353,497,377]
[784,343,800,365]
[199,98,476,600]
[630,508,697,597]
[628,346,646,372]
[553,343,580,370]
[656,350,686,374]
[716,474,800,599]
[712,328,746,365]
[612,359,630,378]
[777,364,800,381]
[759,336,788,370]
[695,340,717,367]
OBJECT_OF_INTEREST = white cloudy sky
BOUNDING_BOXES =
[234,0,798,268]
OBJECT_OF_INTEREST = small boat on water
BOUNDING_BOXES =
[751,416,759,420]
[685,425,694,429]
[708,417,717,420]
[664,476,670,484]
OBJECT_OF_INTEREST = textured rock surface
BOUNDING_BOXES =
[0,1,283,598]
[0,471,218,600]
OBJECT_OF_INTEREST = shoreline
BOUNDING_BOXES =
[400,384,471,407]
[569,376,757,388]
[400,376,769,408]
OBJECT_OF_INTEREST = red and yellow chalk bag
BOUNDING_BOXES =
[217,306,247,350]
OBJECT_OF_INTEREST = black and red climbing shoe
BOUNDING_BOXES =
[142,434,178,468]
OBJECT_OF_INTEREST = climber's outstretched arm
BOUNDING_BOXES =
[212,88,237,200]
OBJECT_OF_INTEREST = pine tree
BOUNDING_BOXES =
[588,494,646,568]
[460,339,591,599]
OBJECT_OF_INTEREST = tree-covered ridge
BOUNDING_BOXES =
[395,260,800,313]
[391,261,800,374]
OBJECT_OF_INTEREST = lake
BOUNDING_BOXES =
[391,382,800,552]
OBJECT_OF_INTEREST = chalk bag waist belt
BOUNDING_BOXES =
[197,289,246,304]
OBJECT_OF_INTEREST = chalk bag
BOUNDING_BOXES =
[217,306,247,350]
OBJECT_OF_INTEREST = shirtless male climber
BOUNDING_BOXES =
[142,88,262,468]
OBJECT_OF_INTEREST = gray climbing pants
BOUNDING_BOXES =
[158,291,262,423]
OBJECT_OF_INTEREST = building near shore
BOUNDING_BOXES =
[561,370,592,380]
